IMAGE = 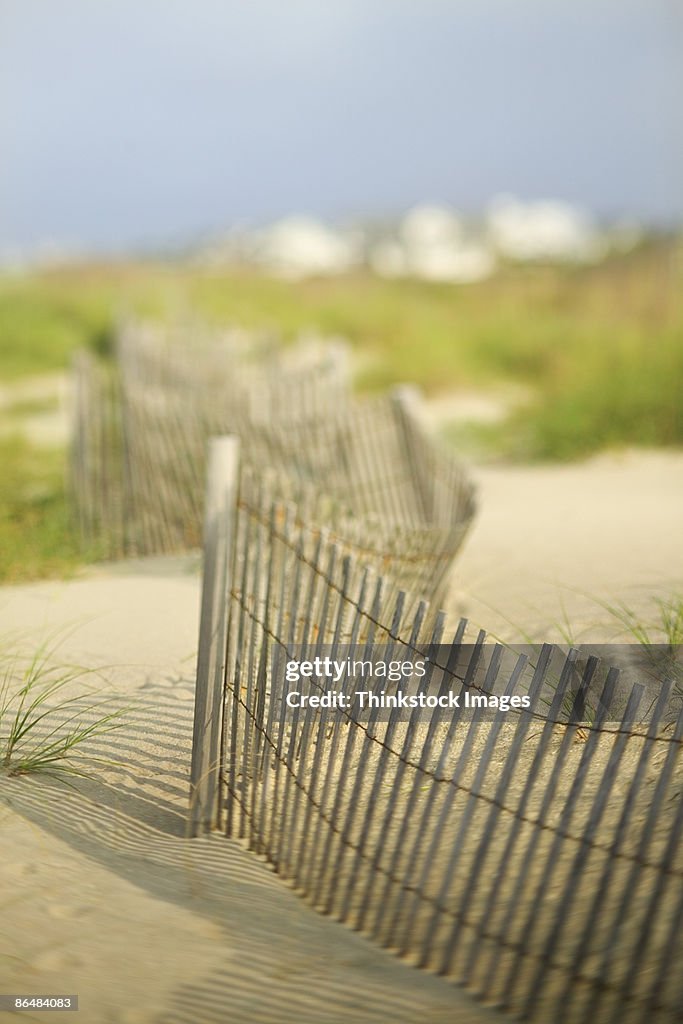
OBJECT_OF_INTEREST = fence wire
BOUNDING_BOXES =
[191,444,683,1024]
[69,321,475,608]
[78,322,681,1023]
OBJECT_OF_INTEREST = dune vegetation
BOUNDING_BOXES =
[0,239,680,580]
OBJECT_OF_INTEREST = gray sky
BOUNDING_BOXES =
[1,0,682,254]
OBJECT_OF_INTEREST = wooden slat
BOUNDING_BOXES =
[189,435,240,835]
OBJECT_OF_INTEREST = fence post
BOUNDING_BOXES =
[390,384,432,522]
[189,435,240,835]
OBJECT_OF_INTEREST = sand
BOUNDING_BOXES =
[1,449,681,1022]
[449,448,683,643]
[0,559,496,1024]
[0,373,70,448]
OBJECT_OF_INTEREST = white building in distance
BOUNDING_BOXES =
[370,205,496,283]
[486,196,607,263]
[253,216,362,279]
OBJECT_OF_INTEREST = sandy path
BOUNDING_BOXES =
[0,560,495,1024]
[449,449,683,643]
[0,372,69,447]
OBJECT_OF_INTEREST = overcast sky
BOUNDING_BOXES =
[1,0,682,254]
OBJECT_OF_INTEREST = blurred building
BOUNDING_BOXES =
[486,195,607,262]
[370,205,496,283]
[195,198,641,281]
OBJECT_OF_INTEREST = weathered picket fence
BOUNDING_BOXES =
[69,322,475,604]
[70,349,126,555]
[190,436,683,1024]
[70,321,353,556]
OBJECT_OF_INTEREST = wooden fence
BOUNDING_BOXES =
[70,322,475,604]
[70,349,126,556]
[191,436,683,1024]
[70,322,353,556]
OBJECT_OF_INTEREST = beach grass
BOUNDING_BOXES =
[0,241,680,580]
[2,241,681,444]
[0,637,126,779]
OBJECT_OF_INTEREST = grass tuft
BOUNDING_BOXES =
[593,593,683,708]
[0,636,127,779]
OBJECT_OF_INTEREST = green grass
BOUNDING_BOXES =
[2,244,681,402]
[0,436,84,582]
[503,322,683,459]
[592,594,683,715]
[0,281,109,378]
[1,636,126,779]
[0,243,681,581]
[597,593,683,649]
